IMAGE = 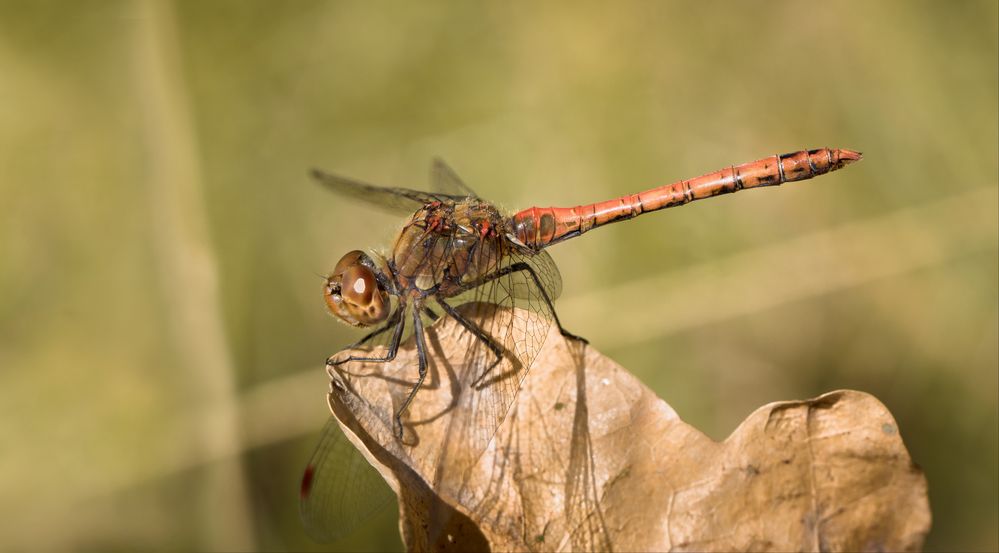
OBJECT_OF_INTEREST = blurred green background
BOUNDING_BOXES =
[1,1,996,551]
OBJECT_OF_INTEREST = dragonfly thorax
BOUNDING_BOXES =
[392,199,508,295]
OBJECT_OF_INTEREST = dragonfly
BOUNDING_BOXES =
[300,148,861,541]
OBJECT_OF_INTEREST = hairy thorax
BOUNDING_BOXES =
[392,199,509,297]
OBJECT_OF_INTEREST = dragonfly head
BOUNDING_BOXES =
[324,250,390,327]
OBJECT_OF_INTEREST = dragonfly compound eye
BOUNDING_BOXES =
[323,250,389,326]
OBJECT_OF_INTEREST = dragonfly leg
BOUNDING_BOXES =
[394,308,429,440]
[435,297,505,372]
[347,306,403,350]
[422,305,441,322]
[327,307,406,370]
[454,261,588,344]
[507,262,587,343]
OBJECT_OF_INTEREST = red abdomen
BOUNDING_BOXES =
[512,148,861,249]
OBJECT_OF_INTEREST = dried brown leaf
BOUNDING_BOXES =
[327,305,930,552]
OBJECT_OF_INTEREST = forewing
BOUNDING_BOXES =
[311,168,439,214]
[300,416,395,542]
[430,158,479,198]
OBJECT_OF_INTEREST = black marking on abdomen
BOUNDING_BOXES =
[540,212,555,240]
[806,153,818,174]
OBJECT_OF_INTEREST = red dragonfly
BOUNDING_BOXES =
[301,148,860,541]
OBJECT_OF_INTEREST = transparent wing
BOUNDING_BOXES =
[300,416,395,543]
[430,158,479,198]
[432,247,563,461]
[312,168,452,214]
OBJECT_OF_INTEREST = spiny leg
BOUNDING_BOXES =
[347,306,403,349]
[508,261,586,343]
[327,307,406,372]
[393,307,429,440]
[435,297,505,376]
[422,306,440,322]
[453,261,588,344]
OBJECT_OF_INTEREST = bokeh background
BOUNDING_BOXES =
[1,1,996,551]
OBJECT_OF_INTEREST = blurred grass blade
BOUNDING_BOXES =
[133,0,254,549]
